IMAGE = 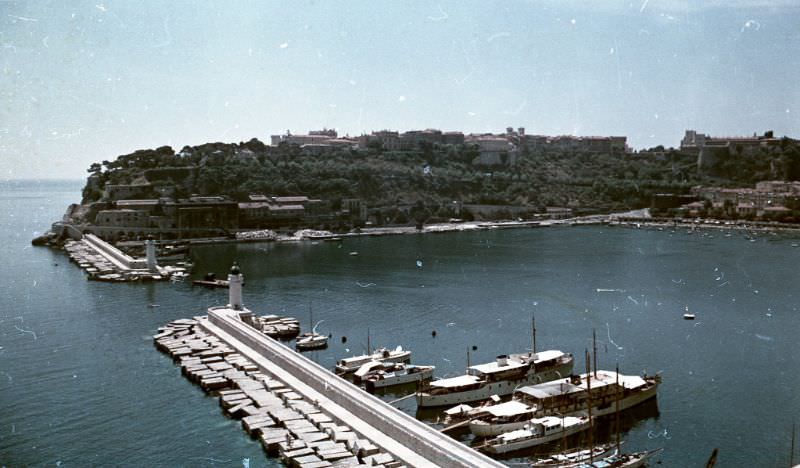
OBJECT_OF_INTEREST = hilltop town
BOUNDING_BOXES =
[39,126,800,245]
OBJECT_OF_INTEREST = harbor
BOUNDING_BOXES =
[154,267,502,467]
[5,181,799,467]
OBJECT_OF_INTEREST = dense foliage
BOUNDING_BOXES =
[82,137,800,216]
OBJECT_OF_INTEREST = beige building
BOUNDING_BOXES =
[95,209,149,228]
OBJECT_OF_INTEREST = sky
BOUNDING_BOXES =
[1,1,798,180]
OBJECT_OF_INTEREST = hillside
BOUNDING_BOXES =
[80,137,800,219]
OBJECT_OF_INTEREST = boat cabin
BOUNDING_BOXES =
[427,374,483,393]
[514,370,652,413]
[467,355,530,382]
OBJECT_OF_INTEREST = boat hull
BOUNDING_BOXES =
[366,367,434,390]
[417,362,572,408]
[296,335,328,351]
[470,411,536,437]
[484,420,590,455]
[585,449,663,468]
[530,444,617,467]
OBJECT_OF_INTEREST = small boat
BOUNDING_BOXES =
[573,448,663,468]
[364,363,435,390]
[349,251,359,256]
[481,415,591,455]
[335,346,411,374]
[466,400,539,436]
[353,360,394,383]
[683,306,696,320]
[296,306,328,351]
[192,272,229,288]
[296,332,328,350]
[531,444,618,467]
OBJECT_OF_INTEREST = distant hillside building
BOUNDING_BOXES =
[358,130,401,151]
[681,129,788,169]
[238,194,334,229]
[270,129,338,146]
[465,135,518,165]
[399,129,444,149]
[686,181,800,219]
[546,135,627,154]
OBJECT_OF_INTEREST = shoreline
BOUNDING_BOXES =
[35,209,800,250]
[194,212,800,247]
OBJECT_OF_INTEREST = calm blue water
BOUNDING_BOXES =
[1,180,799,467]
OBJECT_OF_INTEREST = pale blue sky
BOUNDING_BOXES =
[1,1,798,179]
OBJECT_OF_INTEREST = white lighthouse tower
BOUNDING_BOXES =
[228,262,244,311]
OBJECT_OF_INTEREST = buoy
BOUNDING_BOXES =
[472,345,478,351]
[431,330,437,337]
[341,336,347,344]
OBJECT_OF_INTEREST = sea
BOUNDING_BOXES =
[1,179,798,467]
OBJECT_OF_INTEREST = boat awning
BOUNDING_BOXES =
[485,400,531,417]
[535,416,562,428]
[618,374,648,389]
[577,370,647,390]
[517,381,583,399]
[430,374,481,388]
[354,361,384,378]
[533,350,565,363]
[469,359,526,375]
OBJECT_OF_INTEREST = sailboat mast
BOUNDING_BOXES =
[791,422,796,468]
[615,364,621,455]
[585,349,594,463]
[367,327,371,355]
[593,329,598,378]
[531,313,537,356]
[466,347,471,370]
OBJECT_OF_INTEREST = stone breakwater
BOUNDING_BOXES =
[154,318,404,467]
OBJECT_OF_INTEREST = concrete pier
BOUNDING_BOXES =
[64,234,186,282]
[83,233,147,270]
[206,306,503,467]
[156,306,503,467]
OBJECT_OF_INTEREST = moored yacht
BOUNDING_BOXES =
[573,448,663,468]
[468,370,660,436]
[416,350,574,408]
[531,443,618,467]
[295,332,328,350]
[335,346,411,374]
[481,415,591,455]
[364,363,435,390]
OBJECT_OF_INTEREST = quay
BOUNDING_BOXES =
[155,265,503,468]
